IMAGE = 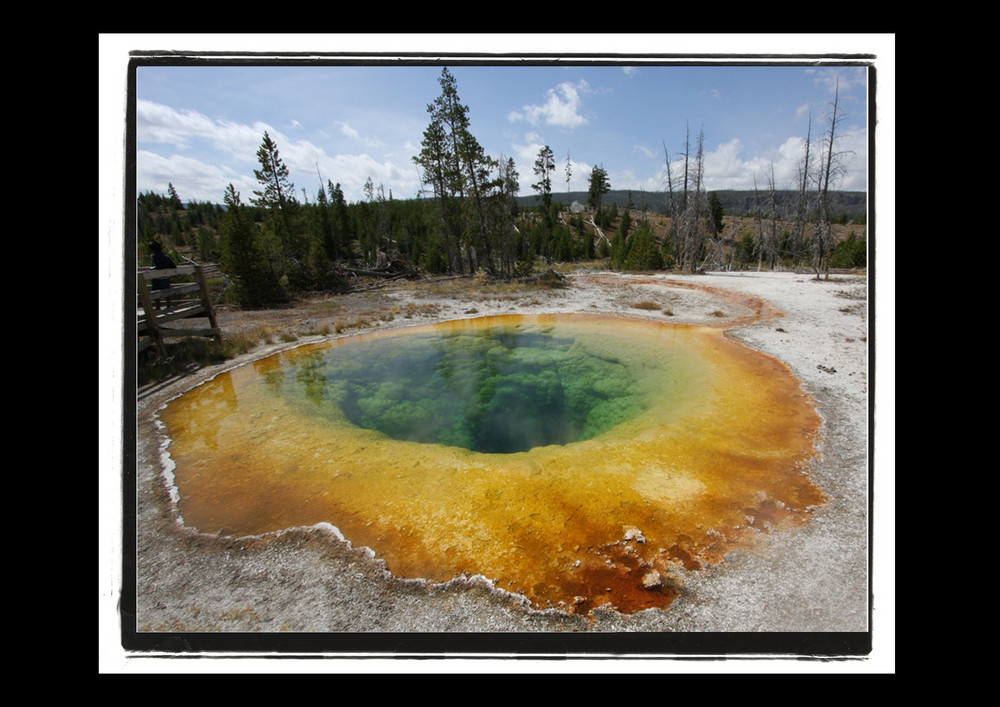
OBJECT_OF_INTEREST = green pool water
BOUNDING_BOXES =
[280,319,665,454]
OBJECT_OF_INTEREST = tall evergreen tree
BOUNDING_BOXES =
[587,165,610,212]
[414,72,465,272]
[481,155,522,277]
[708,192,724,236]
[327,180,353,261]
[167,182,182,209]
[533,145,555,210]
[252,132,294,216]
[609,229,628,269]
[414,67,498,274]
[252,132,304,274]
[532,145,556,263]
[314,183,336,261]
[219,184,284,307]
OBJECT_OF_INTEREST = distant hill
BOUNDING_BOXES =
[518,189,867,222]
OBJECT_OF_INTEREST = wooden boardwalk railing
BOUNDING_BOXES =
[137,264,221,356]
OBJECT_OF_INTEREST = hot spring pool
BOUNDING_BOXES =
[158,313,824,614]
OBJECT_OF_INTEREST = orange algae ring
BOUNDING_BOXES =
[159,313,824,615]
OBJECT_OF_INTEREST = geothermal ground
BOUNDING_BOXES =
[112,268,884,666]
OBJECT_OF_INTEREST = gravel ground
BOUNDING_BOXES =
[104,269,889,672]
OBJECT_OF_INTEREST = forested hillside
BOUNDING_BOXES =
[529,189,866,224]
[137,67,866,309]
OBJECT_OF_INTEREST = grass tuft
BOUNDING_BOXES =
[631,300,662,311]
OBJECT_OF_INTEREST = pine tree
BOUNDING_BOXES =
[708,192,724,236]
[609,229,627,269]
[587,166,610,212]
[532,145,557,263]
[327,181,353,261]
[624,222,663,271]
[533,145,555,210]
[486,155,522,277]
[252,132,293,213]
[314,184,336,260]
[219,183,284,308]
[414,72,465,272]
[252,132,307,285]
[413,68,502,274]
[167,182,182,209]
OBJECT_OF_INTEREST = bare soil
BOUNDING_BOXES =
[122,267,875,662]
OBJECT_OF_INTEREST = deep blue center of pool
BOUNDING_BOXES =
[286,324,647,454]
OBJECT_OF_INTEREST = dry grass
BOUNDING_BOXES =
[401,301,443,319]
[141,268,583,385]
[631,300,662,311]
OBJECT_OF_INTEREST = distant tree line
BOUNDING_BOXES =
[136,69,865,308]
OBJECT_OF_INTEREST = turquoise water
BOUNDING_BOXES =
[279,321,653,454]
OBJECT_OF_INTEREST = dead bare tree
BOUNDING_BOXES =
[678,126,692,269]
[666,123,694,270]
[752,175,766,271]
[727,217,740,271]
[792,114,815,269]
[662,139,678,264]
[765,162,780,269]
[688,128,706,270]
[813,77,852,280]
[663,124,709,271]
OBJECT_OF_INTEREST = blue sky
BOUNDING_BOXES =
[133,50,873,208]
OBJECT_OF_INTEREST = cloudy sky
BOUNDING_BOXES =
[130,45,875,207]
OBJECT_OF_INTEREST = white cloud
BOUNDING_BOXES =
[136,99,218,148]
[646,137,820,193]
[512,137,545,175]
[808,66,868,96]
[338,121,384,150]
[690,130,867,193]
[313,151,424,203]
[509,80,590,129]
[633,144,657,159]
[212,119,275,160]
[510,135,595,196]
[136,99,418,204]
[831,127,868,191]
[706,138,752,184]
[136,150,247,203]
[138,99,270,162]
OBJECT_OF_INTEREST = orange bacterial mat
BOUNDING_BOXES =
[159,313,824,615]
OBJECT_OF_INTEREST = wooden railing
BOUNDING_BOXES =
[137,264,221,356]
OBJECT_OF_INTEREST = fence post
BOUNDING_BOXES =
[194,265,222,345]
[136,272,166,356]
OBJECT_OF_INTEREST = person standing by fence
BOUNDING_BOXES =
[149,241,176,310]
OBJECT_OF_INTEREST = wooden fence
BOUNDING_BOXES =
[137,264,221,356]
